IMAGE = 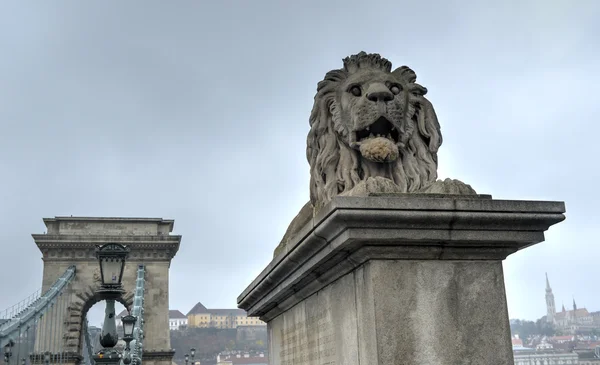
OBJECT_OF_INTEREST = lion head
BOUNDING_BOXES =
[307,52,442,208]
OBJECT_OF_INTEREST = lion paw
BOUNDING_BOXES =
[418,178,478,195]
[341,176,403,197]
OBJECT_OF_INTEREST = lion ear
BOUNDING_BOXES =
[393,66,428,96]
[392,66,417,83]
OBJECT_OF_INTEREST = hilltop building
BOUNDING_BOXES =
[118,303,265,331]
[187,302,265,329]
[118,309,188,331]
[545,273,600,334]
[169,310,188,330]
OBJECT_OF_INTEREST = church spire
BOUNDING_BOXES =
[545,273,556,324]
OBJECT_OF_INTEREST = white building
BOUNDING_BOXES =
[513,349,579,365]
[169,310,188,330]
[118,309,188,331]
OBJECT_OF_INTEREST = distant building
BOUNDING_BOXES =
[512,336,525,350]
[116,310,127,326]
[169,310,188,330]
[187,302,265,329]
[117,309,189,331]
[550,335,576,344]
[88,325,102,353]
[216,352,267,364]
[578,348,600,364]
[513,348,579,365]
[545,273,600,334]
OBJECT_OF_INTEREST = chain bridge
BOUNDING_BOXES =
[0,217,180,365]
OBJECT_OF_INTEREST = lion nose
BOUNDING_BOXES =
[366,83,394,102]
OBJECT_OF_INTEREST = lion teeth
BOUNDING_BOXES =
[387,133,392,139]
[366,127,370,131]
[369,133,374,138]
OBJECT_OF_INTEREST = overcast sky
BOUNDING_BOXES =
[1,1,598,328]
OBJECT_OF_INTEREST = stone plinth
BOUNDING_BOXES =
[237,194,565,365]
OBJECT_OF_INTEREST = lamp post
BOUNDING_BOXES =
[190,348,196,365]
[92,243,130,365]
[121,315,137,351]
[184,348,196,365]
[120,314,137,365]
[43,352,50,365]
[3,341,13,364]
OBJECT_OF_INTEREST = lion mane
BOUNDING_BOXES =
[306,52,443,209]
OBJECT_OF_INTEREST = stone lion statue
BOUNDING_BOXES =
[274,52,476,256]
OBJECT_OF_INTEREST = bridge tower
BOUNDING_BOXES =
[32,216,181,365]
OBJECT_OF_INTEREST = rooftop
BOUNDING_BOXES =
[39,216,176,236]
[116,310,128,318]
[187,302,246,316]
[169,310,186,319]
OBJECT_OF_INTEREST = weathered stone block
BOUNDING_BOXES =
[238,195,565,364]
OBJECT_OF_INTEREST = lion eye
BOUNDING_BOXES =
[390,85,401,95]
[349,86,362,97]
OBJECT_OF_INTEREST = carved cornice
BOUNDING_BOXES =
[33,235,181,261]
[32,234,181,245]
[39,249,177,262]
[143,350,176,361]
[237,195,566,321]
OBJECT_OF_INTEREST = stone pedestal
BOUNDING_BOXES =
[237,194,565,365]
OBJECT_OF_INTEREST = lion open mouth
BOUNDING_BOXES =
[355,116,400,144]
[352,117,401,163]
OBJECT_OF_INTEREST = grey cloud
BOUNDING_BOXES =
[1,0,598,325]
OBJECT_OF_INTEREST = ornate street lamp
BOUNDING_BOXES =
[3,341,13,364]
[121,315,137,350]
[93,243,130,365]
[95,244,129,298]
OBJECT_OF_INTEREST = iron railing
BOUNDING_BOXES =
[0,266,76,349]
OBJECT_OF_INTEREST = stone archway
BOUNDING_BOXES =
[32,217,181,365]
[69,278,134,357]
